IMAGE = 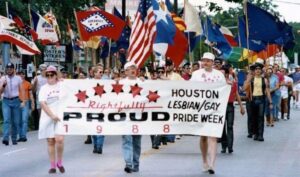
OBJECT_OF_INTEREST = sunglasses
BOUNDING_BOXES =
[46,73,55,78]
[158,71,164,73]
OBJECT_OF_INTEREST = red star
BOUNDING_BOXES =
[112,82,124,95]
[75,90,89,103]
[130,84,143,98]
[94,83,106,97]
[147,90,160,103]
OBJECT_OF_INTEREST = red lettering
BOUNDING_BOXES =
[64,124,68,133]
[132,125,139,134]
[163,124,170,133]
[96,125,102,134]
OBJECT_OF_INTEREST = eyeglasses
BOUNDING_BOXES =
[158,71,164,73]
[255,68,262,70]
[46,73,55,78]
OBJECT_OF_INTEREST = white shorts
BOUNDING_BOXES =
[294,83,300,92]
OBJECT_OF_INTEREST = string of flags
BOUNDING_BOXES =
[0,0,295,67]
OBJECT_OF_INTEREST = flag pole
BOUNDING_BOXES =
[205,17,212,53]
[106,38,112,69]
[28,4,37,71]
[188,32,192,64]
[237,16,244,69]
[73,9,83,69]
[243,0,251,65]
[3,1,12,68]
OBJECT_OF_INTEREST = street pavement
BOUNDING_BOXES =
[1,106,300,177]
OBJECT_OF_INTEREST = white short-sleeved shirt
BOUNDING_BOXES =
[38,82,62,139]
[280,76,293,99]
[190,69,226,84]
[0,75,22,98]
[35,75,47,109]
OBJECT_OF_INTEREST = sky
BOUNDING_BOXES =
[177,0,300,22]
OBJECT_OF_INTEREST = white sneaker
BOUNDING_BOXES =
[202,164,209,172]
[284,114,288,120]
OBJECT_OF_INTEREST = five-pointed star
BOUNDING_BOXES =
[111,82,124,95]
[147,90,160,103]
[130,84,143,98]
[75,90,89,103]
[93,83,106,97]
[154,7,169,24]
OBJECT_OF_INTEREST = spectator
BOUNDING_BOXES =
[0,63,24,146]
[32,63,48,130]
[18,70,35,142]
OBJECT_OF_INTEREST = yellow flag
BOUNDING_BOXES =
[86,36,100,49]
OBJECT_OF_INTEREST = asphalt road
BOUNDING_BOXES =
[1,106,300,177]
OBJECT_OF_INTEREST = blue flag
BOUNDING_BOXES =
[246,2,282,42]
[185,32,202,52]
[100,37,109,60]
[165,0,173,12]
[113,7,131,50]
[204,17,232,58]
[237,16,266,52]
[273,21,295,49]
[153,0,176,45]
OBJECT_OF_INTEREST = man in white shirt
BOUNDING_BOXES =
[122,61,142,173]
[190,52,226,174]
[0,63,24,146]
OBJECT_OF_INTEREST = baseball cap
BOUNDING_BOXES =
[255,58,264,65]
[6,62,14,68]
[202,52,215,61]
[124,61,137,70]
[39,64,47,70]
[46,65,57,73]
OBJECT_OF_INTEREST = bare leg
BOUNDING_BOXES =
[47,138,56,165]
[208,137,217,170]
[200,136,209,170]
[55,135,64,163]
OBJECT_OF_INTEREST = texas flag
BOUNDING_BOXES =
[153,0,188,67]
[219,26,238,47]
[75,9,125,41]
[31,10,59,45]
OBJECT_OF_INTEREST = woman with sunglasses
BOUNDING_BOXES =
[38,65,65,174]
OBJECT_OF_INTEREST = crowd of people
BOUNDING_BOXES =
[1,52,300,175]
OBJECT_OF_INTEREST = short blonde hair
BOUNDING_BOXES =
[93,65,103,74]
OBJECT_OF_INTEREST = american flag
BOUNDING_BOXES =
[127,0,157,68]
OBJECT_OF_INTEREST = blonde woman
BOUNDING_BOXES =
[38,65,65,174]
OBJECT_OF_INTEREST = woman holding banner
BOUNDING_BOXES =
[38,65,65,174]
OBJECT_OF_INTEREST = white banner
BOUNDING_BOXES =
[57,80,231,137]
